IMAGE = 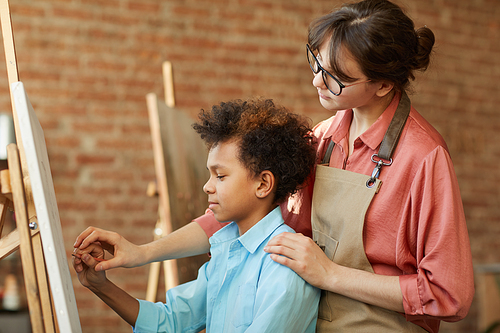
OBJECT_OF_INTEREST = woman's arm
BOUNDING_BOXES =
[264,232,404,312]
[73,221,210,272]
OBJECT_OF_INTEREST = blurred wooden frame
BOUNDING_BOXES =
[475,264,500,332]
[145,62,209,301]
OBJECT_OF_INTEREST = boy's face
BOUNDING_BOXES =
[203,140,263,233]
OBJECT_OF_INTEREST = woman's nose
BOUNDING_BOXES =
[312,71,325,89]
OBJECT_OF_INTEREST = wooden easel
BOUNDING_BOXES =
[0,1,82,332]
[145,61,209,302]
[145,61,180,301]
[0,144,53,333]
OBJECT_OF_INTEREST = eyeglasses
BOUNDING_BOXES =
[306,44,371,96]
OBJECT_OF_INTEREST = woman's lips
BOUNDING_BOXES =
[318,90,330,100]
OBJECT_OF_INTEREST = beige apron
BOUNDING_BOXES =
[312,92,427,332]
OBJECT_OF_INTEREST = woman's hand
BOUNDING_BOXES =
[265,232,405,312]
[264,232,335,290]
[73,226,144,272]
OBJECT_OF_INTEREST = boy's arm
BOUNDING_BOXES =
[74,246,209,332]
[75,253,139,326]
[89,277,140,326]
[134,263,210,333]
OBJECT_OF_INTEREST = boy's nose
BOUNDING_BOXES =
[203,179,214,194]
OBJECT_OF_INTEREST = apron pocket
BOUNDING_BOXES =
[312,229,339,261]
[312,230,339,321]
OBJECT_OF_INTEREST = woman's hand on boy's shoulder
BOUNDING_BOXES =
[264,232,335,290]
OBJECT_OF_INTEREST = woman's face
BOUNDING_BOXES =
[312,42,381,112]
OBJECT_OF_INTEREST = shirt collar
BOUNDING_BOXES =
[209,206,284,254]
[322,91,401,151]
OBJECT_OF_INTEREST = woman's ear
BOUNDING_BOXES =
[255,170,275,199]
[375,80,395,98]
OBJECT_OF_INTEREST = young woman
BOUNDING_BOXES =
[74,1,474,331]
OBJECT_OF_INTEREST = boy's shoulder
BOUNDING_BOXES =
[269,223,295,238]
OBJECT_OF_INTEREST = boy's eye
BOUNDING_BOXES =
[216,175,225,180]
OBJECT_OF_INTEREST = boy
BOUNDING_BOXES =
[73,98,319,332]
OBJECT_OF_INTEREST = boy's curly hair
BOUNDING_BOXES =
[193,99,316,204]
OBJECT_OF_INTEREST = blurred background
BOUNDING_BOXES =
[0,0,498,332]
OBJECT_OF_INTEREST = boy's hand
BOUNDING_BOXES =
[72,244,107,291]
[73,226,143,271]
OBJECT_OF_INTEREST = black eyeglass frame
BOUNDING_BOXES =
[306,44,371,96]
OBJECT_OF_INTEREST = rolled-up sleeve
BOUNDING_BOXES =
[399,146,474,322]
[194,208,228,239]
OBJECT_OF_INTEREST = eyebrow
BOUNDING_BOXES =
[207,163,225,171]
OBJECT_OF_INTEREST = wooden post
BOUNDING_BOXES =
[7,144,44,333]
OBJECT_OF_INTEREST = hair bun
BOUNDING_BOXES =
[414,26,435,71]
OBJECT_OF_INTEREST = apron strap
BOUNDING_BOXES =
[377,91,411,161]
[321,91,411,168]
[321,140,336,165]
[367,91,411,187]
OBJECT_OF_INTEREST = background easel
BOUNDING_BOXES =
[145,61,180,301]
[0,1,81,332]
[145,61,209,302]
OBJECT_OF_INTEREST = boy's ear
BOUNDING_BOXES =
[255,170,275,199]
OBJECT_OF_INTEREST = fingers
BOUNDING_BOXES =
[73,226,97,248]
[94,257,121,272]
[80,253,99,268]
[266,232,307,248]
[73,244,107,270]
[269,252,309,274]
[74,227,118,253]
[264,232,310,257]
[72,252,84,273]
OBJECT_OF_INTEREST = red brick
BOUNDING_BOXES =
[76,154,115,165]
[10,4,46,17]
[127,1,161,12]
[0,1,495,332]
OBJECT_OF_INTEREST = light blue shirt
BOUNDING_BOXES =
[134,206,320,333]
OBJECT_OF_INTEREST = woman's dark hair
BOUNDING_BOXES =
[193,99,316,204]
[308,0,435,92]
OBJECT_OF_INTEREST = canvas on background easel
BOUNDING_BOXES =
[0,1,82,332]
[145,61,209,302]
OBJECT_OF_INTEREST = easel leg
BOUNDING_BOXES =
[145,215,180,302]
[0,168,12,238]
[7,144,45,333]
[146,260,161,302]
[0,196,8,238]
[163,260,179,291]
[32,232,58,333]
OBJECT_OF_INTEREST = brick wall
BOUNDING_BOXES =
[0,0,498,332]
